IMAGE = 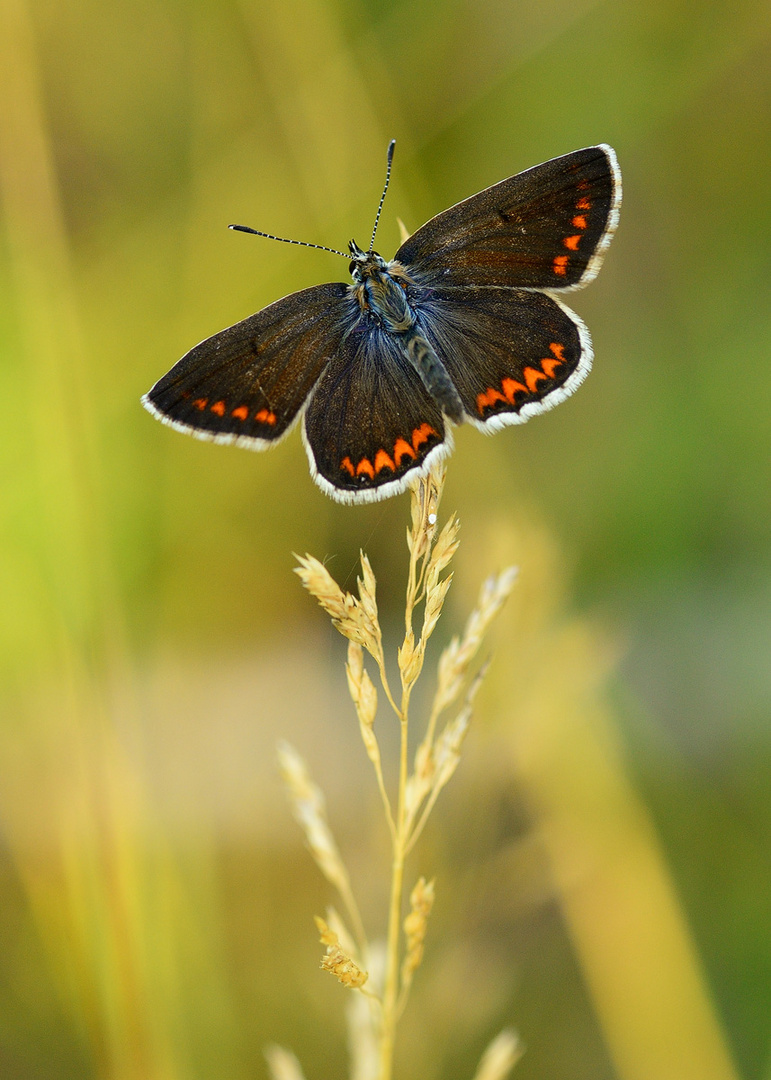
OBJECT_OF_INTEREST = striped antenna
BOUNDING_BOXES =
[228,224,347,259]
[369,140,396,252]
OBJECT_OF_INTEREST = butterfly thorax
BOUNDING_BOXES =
[346,240,464,423]
[348,240,415,334]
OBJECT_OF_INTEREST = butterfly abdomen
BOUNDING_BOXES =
[403,329,464,423]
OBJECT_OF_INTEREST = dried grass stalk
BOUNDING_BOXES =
[471,1029,523,1080]
[280,462,519,1080]
[264,1044,308,1080]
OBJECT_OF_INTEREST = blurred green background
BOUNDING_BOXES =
[1,0,769,1078]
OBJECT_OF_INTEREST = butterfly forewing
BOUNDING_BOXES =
[303,325,448,503]
[396,145,620,291]
[413,286,589,428]
[143,282,353,445]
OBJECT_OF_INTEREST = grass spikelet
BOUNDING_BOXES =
[294,553,381,659]
[264,1044,308,1080]
[277,740,348,891]
[316,916,369,989]
[434,567,518,718]
[400,876,435,994]
[324,906,360,964]
[421,571,453,645]
[357,552,379,627]
[424,515,460,596]
[397,629,422,688]
[471,1029,523,1080]
[277,741,367,948]
[345,640,394,833]
[407,462,445,561]
[396,217,411,245]
[346,641,379,735]
[431,703,471,792]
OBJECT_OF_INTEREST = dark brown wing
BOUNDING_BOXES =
[395,146,620,291]
[303,322,449,504]
[412,284,591,428]
[143,282,354,447]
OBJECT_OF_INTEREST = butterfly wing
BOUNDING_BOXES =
[395,145,620,291]
[411,284,591,428]
[303,323,449,504]
[143,282,354,446]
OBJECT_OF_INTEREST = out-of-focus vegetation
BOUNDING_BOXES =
[0,0,769,1078]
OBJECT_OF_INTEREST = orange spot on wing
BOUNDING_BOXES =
[193,398,208,410]
[553,255,569,276]
[577,180,590,190]
[550,342,565,360]
[231,405,249,420]
[412,423,437,452]
[210,400,226,416]
[576,196,591,210]
[476,386,506,414]
[572,215,588,229]
[501,378,527,403]
[356,458,375,479]
[563,235,581,251]
[374,449,396,474]
[255,408,276,425]
[393,437,416,465]
[340,456,355,476]
[523,366,548,393]
[541,358,562,378]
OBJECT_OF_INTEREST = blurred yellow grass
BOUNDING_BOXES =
[0,0,765,1076]
[481,520,739,1080]
[0,4,234,1076]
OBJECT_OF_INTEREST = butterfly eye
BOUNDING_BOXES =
[349,261,358,276]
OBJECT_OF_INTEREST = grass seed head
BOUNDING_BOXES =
[434,567,518,715]
[295,554,380,657]
[277,742,352,897]
[431,706,471,795]
[422,572,453,644]
[316,916,368,989]
[398,629,424,688]
[346,642,378,733]
[401,877,435,986]
[357,553,379,626]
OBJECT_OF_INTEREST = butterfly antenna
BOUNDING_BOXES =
[369,139,396,252]
[228,224,347,259]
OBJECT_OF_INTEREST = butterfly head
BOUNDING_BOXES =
[348,240,388,284]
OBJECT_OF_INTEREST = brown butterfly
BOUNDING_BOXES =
[143,143,621,503]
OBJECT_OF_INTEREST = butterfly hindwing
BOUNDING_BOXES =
[411,285,590,428]
[303,324,449,503]
[143,282,353,446]
[396,145,620,291]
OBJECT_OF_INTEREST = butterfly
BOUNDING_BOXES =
[143,142,621,503]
